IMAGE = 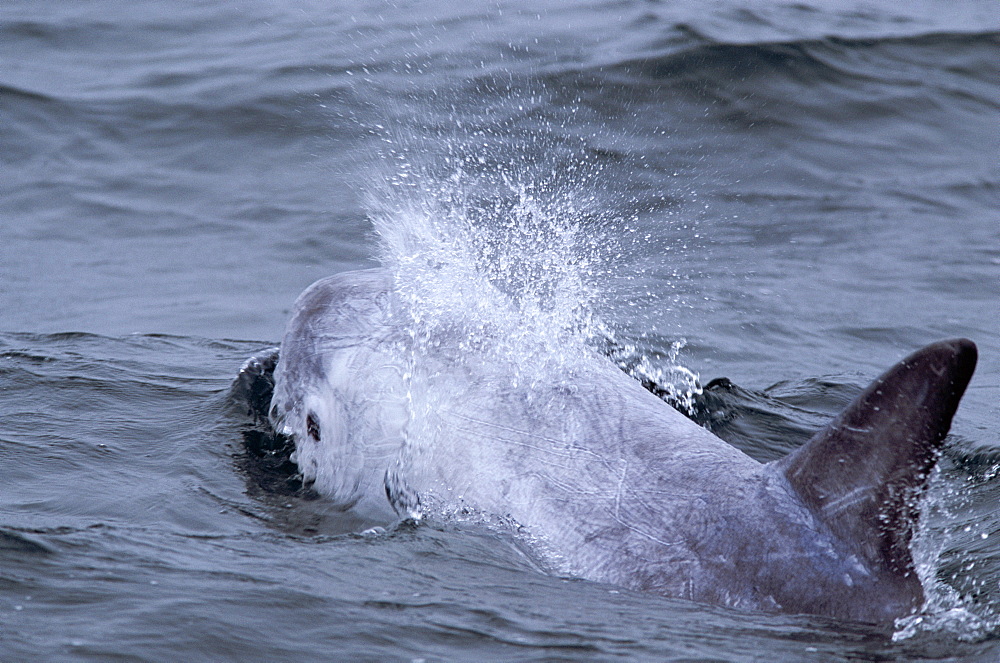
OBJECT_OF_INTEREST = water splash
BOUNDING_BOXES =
[605,336,704,416]
[365,129,628,517]
[894,463,999,641]
[361,83,703,520]
[369,161,619,386]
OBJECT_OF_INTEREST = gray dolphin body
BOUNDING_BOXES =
[267,268,977,625]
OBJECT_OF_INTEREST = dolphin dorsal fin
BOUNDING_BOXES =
[776,339,977,575]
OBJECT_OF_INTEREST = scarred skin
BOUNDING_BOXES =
[267,268,976,625]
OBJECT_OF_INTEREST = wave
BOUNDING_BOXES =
[0,82,55,104]
[592,29,1000,94]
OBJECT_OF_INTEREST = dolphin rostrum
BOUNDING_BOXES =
[263,268,976,625]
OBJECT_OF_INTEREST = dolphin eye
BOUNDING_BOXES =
[306,412,321,443]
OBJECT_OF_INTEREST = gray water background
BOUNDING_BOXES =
[2,1,1000,660]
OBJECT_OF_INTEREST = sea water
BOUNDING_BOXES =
[2,1,999,660]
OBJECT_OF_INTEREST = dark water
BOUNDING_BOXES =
[2,1,999,660]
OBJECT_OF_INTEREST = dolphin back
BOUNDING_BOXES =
[776,339,977,594]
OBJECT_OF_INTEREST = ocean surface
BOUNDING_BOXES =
[2,1,999,660]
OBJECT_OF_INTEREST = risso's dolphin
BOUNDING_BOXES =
[263,268,976,625]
